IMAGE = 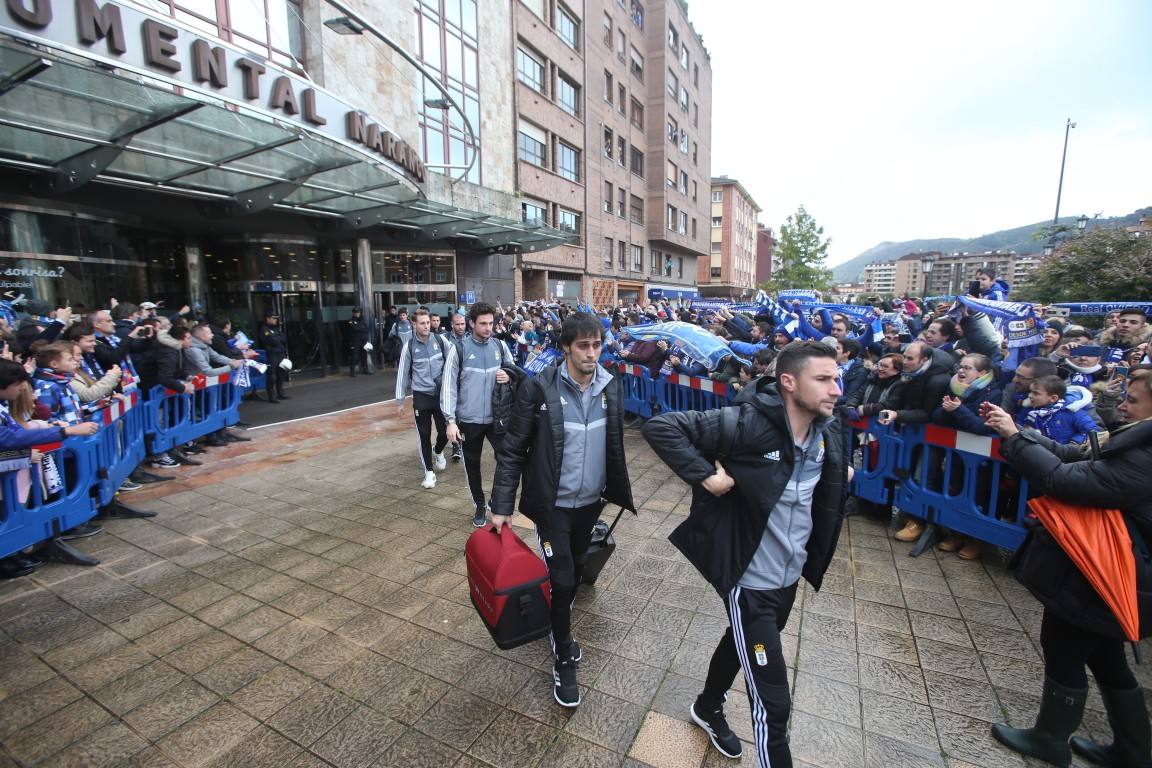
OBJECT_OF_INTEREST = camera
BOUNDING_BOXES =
[967,281,981,298]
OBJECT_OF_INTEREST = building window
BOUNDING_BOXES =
[680,42,689,70]
[215,0,304,68]
[630,0,643,28]
[415,0,482,184]
[679,129,689,154]
[617,136,627,166]
[666,159,677,188]
[693,141,698,165]
[630,47,644,81]
[668,22,678,51]
[618,83,626,114]
[603,127,613,158]
[629,195,644,224]
[618,240,627,270]
[678,256,684,278]
[679,211,688,235]
[517,122,547,166]
[712,216,722,228]
[516,46,545,93]
[520,0,545,20]
[679,170,688,195]
[604,237,614,268]
[602,12,612,47]
[557,74,580,116]
[629,146,644,178]
[556,5,579,50]
[667,70,678,98]
[693,101,699,127]
[680,85,689,112]
[558,207,580,243]
[692,181,698,201]
[667,116,678,143]
[631,244,643,272]
[603,181,613,213]
[522,199,548,225]
[666,204,677,232]
[711,267,722,278]
[604,70,613,101]
[629,98,644,128]
[651,249,662,275]
[711,241,722,252]
[693,62,699,86]
[617,187,626,217]
[556,140,580,181]
[712,190,723,202]
[616,29,626,60]
[691,218,697,238]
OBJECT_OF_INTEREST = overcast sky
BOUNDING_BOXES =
[689,0,1152,266]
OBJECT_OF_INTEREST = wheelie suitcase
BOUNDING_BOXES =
[581,506,628,585]
[466,524,552,650]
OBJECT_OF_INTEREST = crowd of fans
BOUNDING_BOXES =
[0,298,259,579]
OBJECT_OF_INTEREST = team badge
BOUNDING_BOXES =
[543,541,553,557]
[753,643,768,666]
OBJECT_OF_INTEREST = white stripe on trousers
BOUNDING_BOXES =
[411,404,429,473]
[728,585,773,768]
[532,527,559,657]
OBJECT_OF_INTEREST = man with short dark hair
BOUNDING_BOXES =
[1100,309,1149,364]
[642,341,850,765]
[346,307,372,377]
[257,314,289,403]
[442,302,514,526]
[922,318,959,354]
[396,308,449,489]
[1000,357,1059,417]
[491,312,635,708]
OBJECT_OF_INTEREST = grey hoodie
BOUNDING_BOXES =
[440,334,512,424]
[187,336,232,376]
[555,364,613,508]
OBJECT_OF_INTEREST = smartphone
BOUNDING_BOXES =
[967,281,981,298]
[1113,365,1129,380]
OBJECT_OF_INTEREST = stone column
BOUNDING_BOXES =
[185,244,206,312]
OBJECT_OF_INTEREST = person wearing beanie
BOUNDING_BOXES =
[1038,319,1067,360]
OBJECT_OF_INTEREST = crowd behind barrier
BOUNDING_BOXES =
[0,375,240,562]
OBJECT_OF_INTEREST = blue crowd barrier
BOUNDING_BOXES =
[0,436,100,559]
[609,366,1031,552]
[2,375,242,561]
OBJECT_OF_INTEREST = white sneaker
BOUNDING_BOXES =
[432,451,447,471]
[421,471,437,489]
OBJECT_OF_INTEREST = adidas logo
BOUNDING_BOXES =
[763,450,780,461]
[540,403,548,411]
[559,396,568,406]
[467,353,476,360]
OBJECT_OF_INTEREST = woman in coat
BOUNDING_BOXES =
[982,365,1152,768]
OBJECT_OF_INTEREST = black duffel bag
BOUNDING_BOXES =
[581,506,627,586]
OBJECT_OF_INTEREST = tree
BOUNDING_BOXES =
[762,205,834,295]
[1015,225,1152,303]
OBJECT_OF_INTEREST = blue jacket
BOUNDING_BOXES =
[1017,387,1097,445]
[0,406,66,450]
[979,279,1011,303]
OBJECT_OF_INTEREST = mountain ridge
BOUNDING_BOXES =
[831,208,1151,284]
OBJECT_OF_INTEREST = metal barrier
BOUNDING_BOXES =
[0,437,100,559]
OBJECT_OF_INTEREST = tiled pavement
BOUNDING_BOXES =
[1,404,1150,768]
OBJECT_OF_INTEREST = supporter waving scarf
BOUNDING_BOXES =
[32,368,83,425]
[955,295,1043,370]
[624,320,747,371]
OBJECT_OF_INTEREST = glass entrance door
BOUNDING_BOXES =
[249,289,326,372]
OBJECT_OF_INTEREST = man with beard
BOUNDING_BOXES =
[642,341,850,766]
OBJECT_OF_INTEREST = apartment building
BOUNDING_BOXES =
[700,177,761,298]
[582,0,712,306]
[756,224,778,285]
[511,0,590,302]
[923,251,1016,297]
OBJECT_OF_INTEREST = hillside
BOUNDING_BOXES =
[831,208,1151,283]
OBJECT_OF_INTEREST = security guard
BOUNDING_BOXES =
[258,313,290,403]
[347,307,372,377]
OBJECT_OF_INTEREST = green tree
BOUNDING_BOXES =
[1015,225,1152,303]
[762,205,834,295]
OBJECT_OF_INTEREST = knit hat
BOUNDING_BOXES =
[773,325,794,341]
[1045,318,1066,335]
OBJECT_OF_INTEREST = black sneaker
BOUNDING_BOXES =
[553,657,580,707]
[691,696,742,758]
[452,444,463,462]
[59,523,104,541]
[556,639,582,662]
[151,455,179,469]
[472,505,487,528]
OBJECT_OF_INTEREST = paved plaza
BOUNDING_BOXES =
[1,403,1149,768]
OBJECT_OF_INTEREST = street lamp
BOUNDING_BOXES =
[921,253,935,296]
[1076,214,1089,232]
[322,0,478,184]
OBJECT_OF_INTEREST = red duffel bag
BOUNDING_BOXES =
[466,524,552,650]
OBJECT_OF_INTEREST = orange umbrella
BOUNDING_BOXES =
[1028,497,1140,642]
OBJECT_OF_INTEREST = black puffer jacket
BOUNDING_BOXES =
[491,366,635,529]
[491,364,527,437]
[844,370,903,417]
[642,389,849,595]
[889,347,954,423]
[1005,418,1152,640]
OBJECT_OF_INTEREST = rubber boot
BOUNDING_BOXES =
[991,677,1087,767]
[1070,685,1152,767]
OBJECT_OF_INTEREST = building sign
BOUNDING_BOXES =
[3,0,426,184]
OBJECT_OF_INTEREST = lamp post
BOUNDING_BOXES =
[921,253,935,297]
[1052,118,1075,227]
[323,0,477,184]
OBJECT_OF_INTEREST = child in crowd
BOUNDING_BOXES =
[30,342,85,425]
[1017,375,1097,445]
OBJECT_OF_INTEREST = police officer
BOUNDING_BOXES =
[347,307,371,377]
[258,313,290,403]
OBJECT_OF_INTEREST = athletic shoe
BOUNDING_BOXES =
[59,523,104,541]
[556,639,583,663]
[169,451,202,467]
[421,471,437,490]
[452,443,463,462]
[432,451,446,471]
[553,657,580,707]
[221,431,251,443]
[118,479,143,492]
[690,696,743,758]
[472,504,487,528]
[151,455,179,469]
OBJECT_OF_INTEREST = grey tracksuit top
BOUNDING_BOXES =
[395,333,446,398]
[440,334,512,425]
[555,364,611,509]
[738,416,830,591]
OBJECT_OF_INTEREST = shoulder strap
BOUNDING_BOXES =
[717,405,740,462]
[453,338,466,390]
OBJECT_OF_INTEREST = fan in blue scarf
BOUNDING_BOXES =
[33,368,83,425]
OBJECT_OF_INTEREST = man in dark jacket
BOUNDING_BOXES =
[642,341,849,765]
[491,313,635,708]
[257,314,289,403]
[346,307,372,376]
